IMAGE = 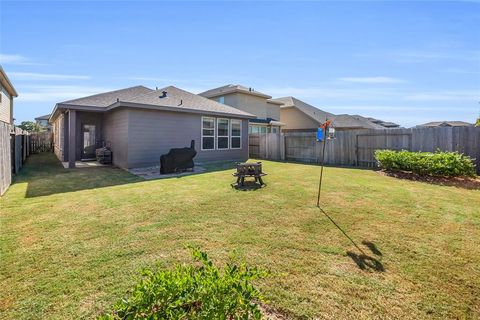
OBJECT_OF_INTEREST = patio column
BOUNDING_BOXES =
[68,110,76,168]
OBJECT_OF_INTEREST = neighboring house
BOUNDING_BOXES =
[0,66,17,126]
[199,84,284,134]
[35,114,52,131]
[0,66,18,196]
[365,117,400,128]
[49,85,254,169]
[416,121,474,128]
[271,96,386,131]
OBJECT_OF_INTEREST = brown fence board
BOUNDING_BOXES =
[251,127,480,174]
[0,122,12,196]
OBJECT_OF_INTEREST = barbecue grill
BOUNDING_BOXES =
[160,140,197,174]
[95,147,112,164]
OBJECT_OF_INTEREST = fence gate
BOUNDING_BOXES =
[30,131,53,153]
[356,132,412,167]
[249,134,261,158]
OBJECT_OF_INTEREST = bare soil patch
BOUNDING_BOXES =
[378,170,480,190]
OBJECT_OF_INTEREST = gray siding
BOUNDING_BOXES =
[126,109,249,168]
[104,108,129,168]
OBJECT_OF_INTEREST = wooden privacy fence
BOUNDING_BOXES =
[30,131,53,153]
[0,125,31,196]
[249,127,480,174]
[249,133,285,161]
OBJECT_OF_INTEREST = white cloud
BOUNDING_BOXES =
[0,54,41,65]
[339,76,405,84]
[328,105,475,112]
[405,90,480,101]
[17,85,114,102]
[259,86,399,100]
[0,54,28,64]
[10,72,91,81]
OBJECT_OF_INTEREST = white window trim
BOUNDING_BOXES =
[201,116,216,151]
[216,118,230,150]
[230,119,242,150]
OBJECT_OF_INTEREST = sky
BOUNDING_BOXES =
[0,1,479,127]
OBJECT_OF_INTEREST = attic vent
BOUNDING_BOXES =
[159,91,167,98]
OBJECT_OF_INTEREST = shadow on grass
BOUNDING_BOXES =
[20,154,242,198]
[18,153,144,198]
[318,207,384,272]
[346,251,385,272]
[231,181,265,191]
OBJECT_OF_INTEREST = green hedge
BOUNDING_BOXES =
[98,247,267,320]
[374,150,476,177]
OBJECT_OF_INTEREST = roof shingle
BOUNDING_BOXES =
[57,85,254,118]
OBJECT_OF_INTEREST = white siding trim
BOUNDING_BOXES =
[230,119,242,150]
[201,116,215,151]
[216,118,230,150]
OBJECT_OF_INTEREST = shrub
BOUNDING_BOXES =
[98,247,268,320]
[374,150,476,177]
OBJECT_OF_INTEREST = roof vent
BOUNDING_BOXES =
[249,87,253,92]
[160,91,167,98]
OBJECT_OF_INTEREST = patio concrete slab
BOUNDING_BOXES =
[62,161,110,169]
[128,165,206,180]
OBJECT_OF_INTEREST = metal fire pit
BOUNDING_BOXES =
[232,162,267,187]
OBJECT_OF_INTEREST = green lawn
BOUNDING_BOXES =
[1,153,479,319]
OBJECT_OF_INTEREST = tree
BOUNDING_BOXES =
[17,121,42,132]
[476,117,480,127]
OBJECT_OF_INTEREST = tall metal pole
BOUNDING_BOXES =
[316,130,327,207]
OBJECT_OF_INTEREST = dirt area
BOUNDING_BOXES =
[128,165,206,180]
[378,170,480,190]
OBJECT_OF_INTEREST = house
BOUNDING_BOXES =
[35,114,52,131]
[49,85,254,169]
[416,121,473,128]
[270,96,386,131]
[199,84,284,134]
[0,66,17,126]
[0,66,18,196]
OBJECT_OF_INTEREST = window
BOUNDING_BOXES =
[271,127,278,133]
[260,126,267,133]
[201,117,215,150]
[231,120,242,149]
[217,96,225,104]
[249,125,259,134]
[217,118,229,149]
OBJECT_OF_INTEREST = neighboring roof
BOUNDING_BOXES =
[250,117,285,126]
[417,121,474,127]
[330,114,385,130]
[0,66,18,97]
[199,84,272,99]
[272,96,387,130]
[365,117,400,128]
[271,96,334,123]
[52,85,255,122]
[35,114,51,120]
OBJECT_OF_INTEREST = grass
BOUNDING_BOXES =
[1,153,479,319]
